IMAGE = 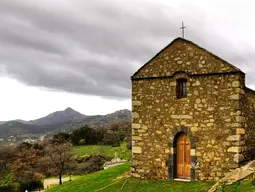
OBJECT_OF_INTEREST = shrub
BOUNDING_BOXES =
[19,180,43,192]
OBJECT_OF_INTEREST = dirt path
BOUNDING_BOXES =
[44,177,70,189]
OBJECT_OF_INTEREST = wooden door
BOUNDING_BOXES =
[176,133,191,179]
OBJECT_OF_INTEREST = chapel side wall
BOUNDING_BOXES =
[243,88,255,160]
[131,72,244,181]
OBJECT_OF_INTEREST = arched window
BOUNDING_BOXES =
[176,78,187,99]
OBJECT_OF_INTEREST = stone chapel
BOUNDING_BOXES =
[131,37,255,181]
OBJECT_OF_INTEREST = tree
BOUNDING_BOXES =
[12,143,44,183]
[100,122,131,147]
[51,132,71,144]
[43,142,75,185]
[0,146,16,187]
[102,131,120,146]
[71,126,103,145]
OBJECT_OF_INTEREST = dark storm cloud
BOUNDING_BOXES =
[0,0,255,98]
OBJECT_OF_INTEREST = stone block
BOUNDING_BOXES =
[207,107,214,111]
[232,81,240,88]
[196,98,201,103]
[191,127,198,132]
[233,154,244,163]
[132,123,141,129]
[234,140,245,146]
[132,112,139,118]
[227,146,243,153]
[133,136,142,140]
[171,115,193,119]
[190,149,196,156]
[170,81,176,86]
[195,80,201,86]
[130,167,135,172]
[231,123,242,128]
[141,125,148,130]
[229,94,240,100]
[133,101,142,106]
[194,90,199,95]
[222,141,230,146]
[236,128,245,135]
[165,149,170,153]
[226,135,241,141]
[132,173,141,178]
[236,116,246,123]
[132,147,142,153]
[137,169,145,173]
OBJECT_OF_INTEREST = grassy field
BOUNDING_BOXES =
[47,163,255,192]
[47,163,213,192]
[72,142,131,160]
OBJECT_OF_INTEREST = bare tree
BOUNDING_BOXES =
[43,142,75,185]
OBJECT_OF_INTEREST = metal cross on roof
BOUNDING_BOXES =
[180,21,186,38]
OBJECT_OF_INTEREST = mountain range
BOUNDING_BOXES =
[0,108,131,141]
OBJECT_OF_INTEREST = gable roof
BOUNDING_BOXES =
[131,37,243,79]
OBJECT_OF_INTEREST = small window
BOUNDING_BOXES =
[176,78,187,99]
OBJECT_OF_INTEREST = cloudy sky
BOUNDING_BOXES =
[0,0,255,121]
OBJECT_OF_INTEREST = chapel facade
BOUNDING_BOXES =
[131,37,255,181]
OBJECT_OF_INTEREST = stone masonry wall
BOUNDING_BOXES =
[131,73,245,181]
[133,38,240,79]
[131,38,248,181]
[242,88,255,160]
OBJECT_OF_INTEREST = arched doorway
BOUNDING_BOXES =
[175,132,191,180]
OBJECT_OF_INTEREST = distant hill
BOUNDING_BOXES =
[30,107,86,125]
[0,108,131,141]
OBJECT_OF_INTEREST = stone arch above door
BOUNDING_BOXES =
[167,126,197,181]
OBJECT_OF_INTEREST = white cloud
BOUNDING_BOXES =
[0,77,130,121]
[1,0,255,120]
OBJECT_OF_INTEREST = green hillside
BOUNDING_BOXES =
[47,163,254,192]
[73,142,131,160]
[47,163,212,192]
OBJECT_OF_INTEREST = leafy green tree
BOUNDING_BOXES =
[51,132,71,144]
[71,126,103,145]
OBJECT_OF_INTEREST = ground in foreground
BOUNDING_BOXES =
[47,163,254,192]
